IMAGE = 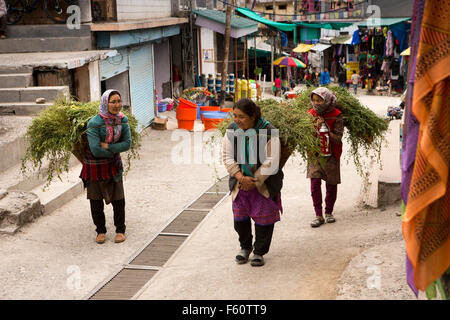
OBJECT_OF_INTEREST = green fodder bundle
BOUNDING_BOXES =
[21,98,141,188]
[216,87,388,178]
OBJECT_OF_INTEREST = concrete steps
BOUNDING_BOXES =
[7,24,91,39]
[0,86,69,103]
[0,102,52,116]
[1,24,92,53]
[0,37,92,53]
[0,66,34,75]
[0,118,84,234]
[0,73,33,88]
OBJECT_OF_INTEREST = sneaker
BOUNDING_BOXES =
[114,233,126,243]
[325,214,336,223]
[310,216,325,228]
[95,233,106,244]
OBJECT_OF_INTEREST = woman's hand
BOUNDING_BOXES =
[100,142,109,149]
[316,116,325,126]
[239,176,257,191]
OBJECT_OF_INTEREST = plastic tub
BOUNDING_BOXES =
[176,99,198,130]
[200,106,220,121]
[202,111,228,131]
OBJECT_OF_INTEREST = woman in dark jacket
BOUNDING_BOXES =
[80,89,132,244]
[223,98,283,267]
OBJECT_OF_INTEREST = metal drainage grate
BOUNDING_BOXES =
[162,210,209,234]
[89,268,158,300]
[129,234,187,267]
[86,176,230,300]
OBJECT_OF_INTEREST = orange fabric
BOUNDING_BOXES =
[402,0,450,291]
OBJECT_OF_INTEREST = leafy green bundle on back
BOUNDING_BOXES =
[21,98,141,188]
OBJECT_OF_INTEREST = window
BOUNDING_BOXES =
[279,5,287,10]
[266,5,273,11]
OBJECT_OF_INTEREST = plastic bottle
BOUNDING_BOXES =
[235,79,241,101]
[319,122,331,156]
[241,77,248,99]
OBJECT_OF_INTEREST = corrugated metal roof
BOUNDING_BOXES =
[193,9,258,29]
[310,43,332,52]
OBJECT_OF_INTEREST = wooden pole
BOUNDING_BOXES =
[220,0,233,107]
[254,35,257,81]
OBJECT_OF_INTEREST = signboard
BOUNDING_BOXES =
[346,62,359,80]
[202,49,214,63]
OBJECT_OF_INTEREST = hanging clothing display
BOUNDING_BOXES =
[402,0,450,295]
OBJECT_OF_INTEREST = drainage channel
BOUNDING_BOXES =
[85,175,230,300]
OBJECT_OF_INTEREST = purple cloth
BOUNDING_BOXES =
[310,178,338,217]
[232,188,282,226]
[401,0,426,297]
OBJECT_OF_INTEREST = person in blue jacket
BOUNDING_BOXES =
[320,68,331,86]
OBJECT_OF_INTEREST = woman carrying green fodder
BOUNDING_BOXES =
[80,90,131,244]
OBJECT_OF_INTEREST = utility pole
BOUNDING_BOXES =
[271,0,276,88]
[220,0,233,107]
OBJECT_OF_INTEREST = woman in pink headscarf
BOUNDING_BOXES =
[80,90,132,244]
[307,87,344,228]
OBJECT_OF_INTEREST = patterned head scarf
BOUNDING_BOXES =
[310,87,337,115]
[98,89,125,144]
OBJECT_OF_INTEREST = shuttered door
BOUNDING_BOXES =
[129,44,155,130]
[99,48,130,81]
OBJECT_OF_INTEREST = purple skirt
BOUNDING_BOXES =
[232,188,282,226]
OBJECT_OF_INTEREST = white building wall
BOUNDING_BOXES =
[199,27,215,76]
[116,0,171,21]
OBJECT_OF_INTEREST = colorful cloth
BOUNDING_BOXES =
[80,147,123,187]
[98,89,125,144]
[233,187,282,226]
[402,0,450,292]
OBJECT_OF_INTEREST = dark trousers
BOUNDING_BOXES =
[0,15,6,35]
[90,199,126,234]
[234,218,274,256]
[310,178,338,216]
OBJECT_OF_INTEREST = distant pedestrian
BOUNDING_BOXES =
[223,98,283,267]
[0,0,7,39]
[304,71,313,87]
[80,89,132,244]
[338,69,347,88]
[307,87,344,228]
[320,68,331,86]
[274,76,281,96]
[351,70,361,95]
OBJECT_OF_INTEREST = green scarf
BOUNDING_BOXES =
[233,117,270,177]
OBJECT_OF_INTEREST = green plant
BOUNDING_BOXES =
[21,98,141,188]
[215,87,388,179]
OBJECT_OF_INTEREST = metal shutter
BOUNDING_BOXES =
[99,48,130,81]
[129,44,155,130]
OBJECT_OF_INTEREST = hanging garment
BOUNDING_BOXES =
[385,30,394,56]
[402,0,450,294]
[351,30,360,45]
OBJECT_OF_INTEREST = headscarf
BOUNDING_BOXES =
[98,89,125,144]
[310,87,337,115]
